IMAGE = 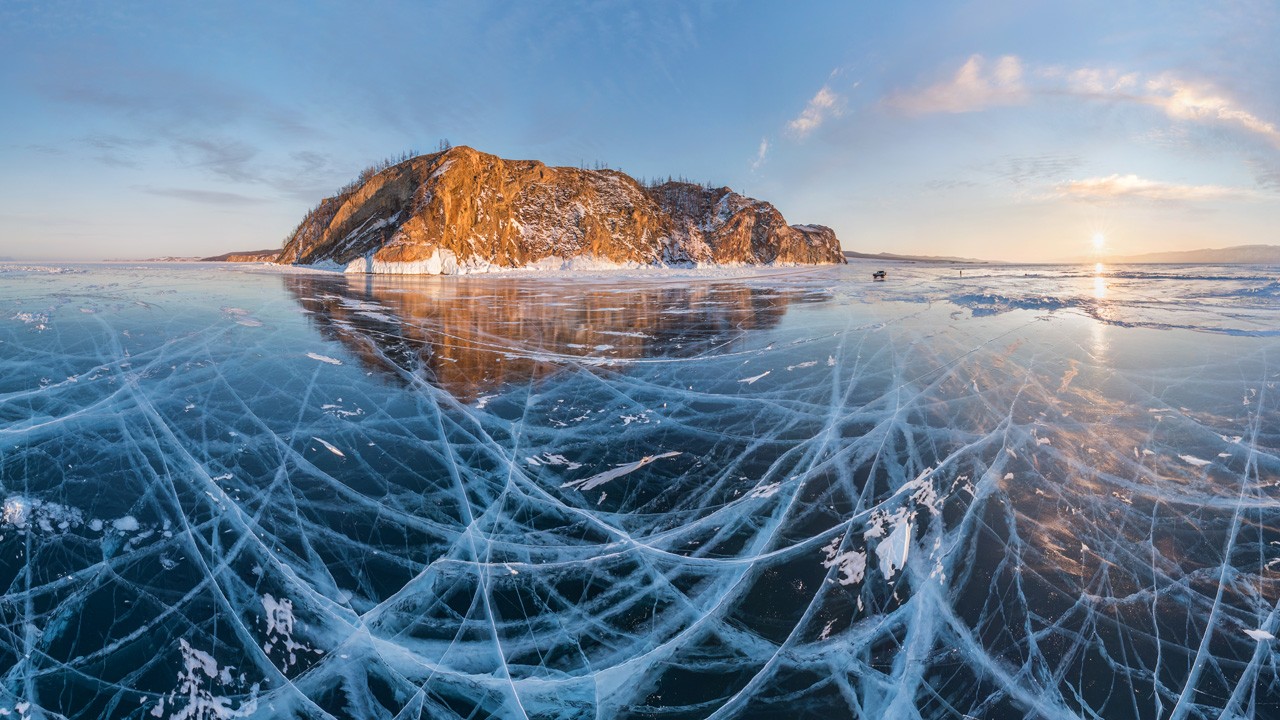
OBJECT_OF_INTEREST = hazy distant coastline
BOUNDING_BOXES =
[1070,244,1280,264]
[843,250,999,264]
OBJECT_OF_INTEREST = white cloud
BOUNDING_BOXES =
[1055,174,1255,203]
[788,86,841,137]
[889,55,1280,147]
[887,55,1025,114]
[1061,67,1141,95]
[1140,75,1280,145]
[1250,158,1280,190]
[750,137,769,171]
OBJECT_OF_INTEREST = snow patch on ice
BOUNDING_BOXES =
[261,594,317,671]
[10,312,50,331]
[873,513,912,580]
[149,639,259,719]
[311,437,345,457]
[0,264,80,274]
[2,496,85,534]
[562,452,681,492]
[748,482,782,498]
[320,403,363,419]
[305,352,343,365]
[526,453,583,471]
[820,534,867,586]
[620,410,654,425]
[112,515,140,532]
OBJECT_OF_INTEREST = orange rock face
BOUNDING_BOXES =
[277,146,844,271]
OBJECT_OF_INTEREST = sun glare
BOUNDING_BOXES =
[1092,233,1106,251]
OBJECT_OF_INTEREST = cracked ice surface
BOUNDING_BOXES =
[1,261,1279,718]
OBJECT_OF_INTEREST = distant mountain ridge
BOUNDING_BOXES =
[844,250,998,264]
[201,249,279,262]
[270,146,844,273]
[1094,244,1280,264]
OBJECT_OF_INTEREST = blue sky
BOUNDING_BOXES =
[2,0,1277,262]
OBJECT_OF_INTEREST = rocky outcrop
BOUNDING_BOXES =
[276,146,843,273]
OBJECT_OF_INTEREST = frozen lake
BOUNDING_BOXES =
[1,261,1279,719]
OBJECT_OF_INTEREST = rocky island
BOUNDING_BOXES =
[264,146,843,274]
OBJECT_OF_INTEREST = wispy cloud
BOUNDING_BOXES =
[267,151,348,201]
[83,133,154,168]
[172,136,260,183]
[923,178,981,191]
[750,138,769,171]
[890,55,1280,148]
[38,49,316,138]
[1139,75,1280,145]
[787,86,842,138]
[888,55,1025,114]
[23,143,65,156]
[1055,174,1255,203]
[1249,158,1280,191]
[138,186,269,205]
[992,153,1085,186]
[925,153,1084,195]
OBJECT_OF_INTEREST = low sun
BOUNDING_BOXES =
[1092,233,1106,251]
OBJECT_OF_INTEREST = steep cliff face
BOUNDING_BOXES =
[277,146,844,273]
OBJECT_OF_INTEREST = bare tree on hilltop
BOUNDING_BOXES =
[639,174,718,191]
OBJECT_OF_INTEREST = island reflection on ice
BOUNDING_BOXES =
[0,262,1278,719]
[282,272,824,401]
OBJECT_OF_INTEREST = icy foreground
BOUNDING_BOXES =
[1,261,1279,719]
